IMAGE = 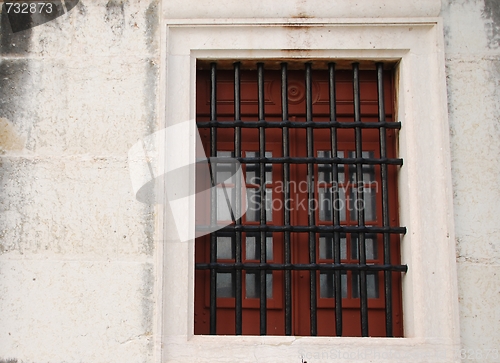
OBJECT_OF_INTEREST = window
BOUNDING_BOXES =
[194,61,405,337]
[161,19,459,363]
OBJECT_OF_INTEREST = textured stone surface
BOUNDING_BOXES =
[456,263,500,356]
[0,0,159,362]
[0,259,154,362]
[0,0,499,361]
[0,156,154,257]
[164,0,441,19]
[442,0,500,360]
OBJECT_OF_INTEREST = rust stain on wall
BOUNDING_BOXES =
[0,118,25,152]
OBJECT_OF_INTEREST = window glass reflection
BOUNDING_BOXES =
[246,272,273,299]
[319,234,347,260]
[320,272,347,298]
[246,151,272,185]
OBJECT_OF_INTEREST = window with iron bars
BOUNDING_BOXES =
[194,60,406,337]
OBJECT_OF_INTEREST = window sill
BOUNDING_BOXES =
[164,335,459,363]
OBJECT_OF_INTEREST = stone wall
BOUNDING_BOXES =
[442,0,500,360]
[0,0,498,362]
[0,1,159,361]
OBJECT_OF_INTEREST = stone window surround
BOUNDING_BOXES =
[155,18,460,363]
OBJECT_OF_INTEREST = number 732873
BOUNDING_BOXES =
[4,2,53,14]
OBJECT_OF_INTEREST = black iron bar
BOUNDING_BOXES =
[281,62,292,336]
[201,156,403,166]
[234,62,243,335]
[329,62,343,336]
[209,62,218,335]
[197,224,407,234]
[353,63,369,337]
[306,63,317,336]
[197,120,402,129]
[377,62,393,337]
[257,62,267,335]
[195,262,408,273]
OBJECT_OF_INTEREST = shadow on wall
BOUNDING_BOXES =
[0,7,30,153]
[1,1,79,33]
[0,4,31,53]
[483,0,500,48]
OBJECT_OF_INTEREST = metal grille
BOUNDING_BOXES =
[195,61,407,337]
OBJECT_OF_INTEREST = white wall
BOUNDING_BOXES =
[0,0,498,362]
[0,1,160,362]
[442,0,500,359]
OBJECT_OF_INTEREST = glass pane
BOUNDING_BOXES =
[338,150,345,184]
[351,234,378,260]
[349,187,376,222]
[320,272,347,298]
[245,272,273,298]
[318,187,346,222]
[217,236,234,260]
[338,187,346,222]
[245,188,272,222]
[245,188,259,222]
[364,187,377,221]
[318,150,345,184]
[319,234,347,260]
[217,272,235,298]
[245,151,272,184]
[318,187,332,221]
[349,151,375,184]
[265,188,273,222]
[245,235,273,261]
[245,151,258,184]
[217,186,235,221]
[216,151,235,184]
[352,272,379,299]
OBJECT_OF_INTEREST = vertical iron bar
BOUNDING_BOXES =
[306,63,317,336]
[234,62,243,335]
[281,62,292,336]
[257,62,267,335]
[329,63,343,336]
[353,63,368,337]
[209,62,218,335]
[377,62,393,337]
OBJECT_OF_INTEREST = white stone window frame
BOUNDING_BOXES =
[156,18,460,363]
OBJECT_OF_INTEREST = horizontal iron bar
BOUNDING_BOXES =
[195,262,408,273]
[197,120,401,130]
[200,156,403,166]
[196,225,407,234]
